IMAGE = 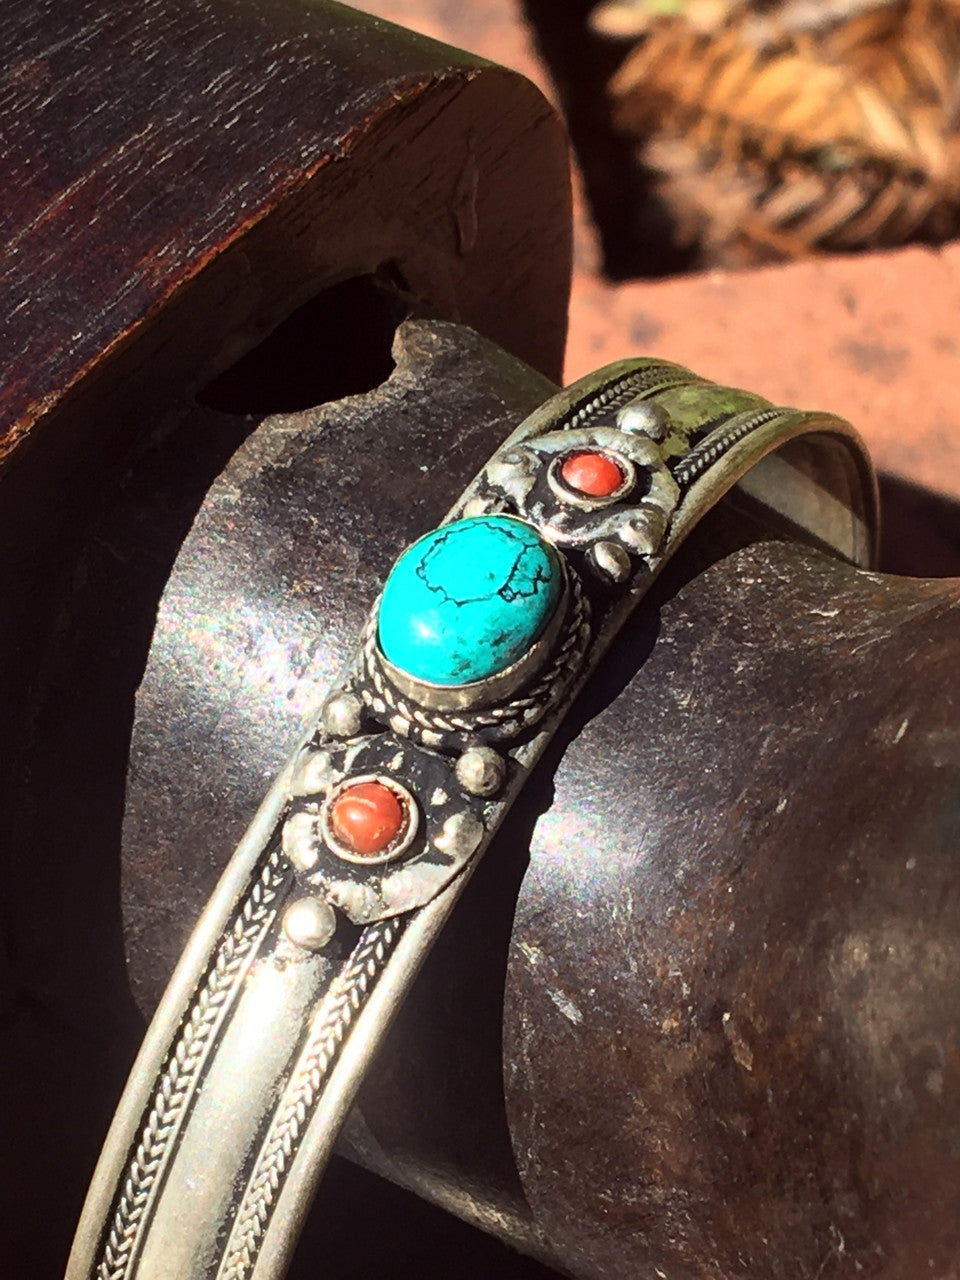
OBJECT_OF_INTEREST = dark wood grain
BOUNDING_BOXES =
[0,0,571,792]
[0,0,569,458]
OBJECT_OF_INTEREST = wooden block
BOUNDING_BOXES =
[0,0,570,463]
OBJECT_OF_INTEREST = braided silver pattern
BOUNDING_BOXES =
[561,365,702,431]
[358,574,591,748]
[94,848,287,1280]
[674,408,784,488]
[218,917,405,1280]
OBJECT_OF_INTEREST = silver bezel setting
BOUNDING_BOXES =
[320,773,420,866]
[358,570,591,748]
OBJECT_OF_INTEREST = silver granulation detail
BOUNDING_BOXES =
[589,540,632,582]
[455,745,506,796]
[321,692,363,739]
[282,897,337,951]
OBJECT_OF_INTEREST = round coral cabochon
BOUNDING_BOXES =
[560,451,625,497]
[329,780,405,856]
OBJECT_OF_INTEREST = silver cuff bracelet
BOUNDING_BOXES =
[67,358,877,1280]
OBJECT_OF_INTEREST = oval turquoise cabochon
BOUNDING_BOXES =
[377,515,563,686]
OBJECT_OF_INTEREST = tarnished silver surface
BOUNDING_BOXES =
[319,692,364,740]
[67,357,877,1280]
[485,422,677,553]
[455,745,507,797]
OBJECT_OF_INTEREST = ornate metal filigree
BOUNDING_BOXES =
[70,357,872,1280]
[283,734,488,924]
[473,422,680,562]
[219,917,404,1280]
[95,849,288,1280]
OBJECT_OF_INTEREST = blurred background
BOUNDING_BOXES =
[354,0,960,576]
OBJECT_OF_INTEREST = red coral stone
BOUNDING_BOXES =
[330,780,404,856]
[560,451,625,498]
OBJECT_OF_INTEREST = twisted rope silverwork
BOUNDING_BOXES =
[219,917,405,1279]
[674,408,785,488]
[95,848,287,1280]
[358,575,591,748]
[560,364,704,433]
[68,356,874,1280]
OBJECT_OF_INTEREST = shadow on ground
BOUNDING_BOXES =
[878,473,960,577]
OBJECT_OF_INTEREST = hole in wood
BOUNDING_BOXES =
[197,268,411,415]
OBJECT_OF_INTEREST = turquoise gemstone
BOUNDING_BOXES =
[378,515,562,686]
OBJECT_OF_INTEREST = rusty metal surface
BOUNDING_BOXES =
[120,320,556,1010]
[505,536,960,1279]
[64,318,960,1279]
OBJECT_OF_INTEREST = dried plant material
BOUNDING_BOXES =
[593,0,905,42]
[603,0,960,265]
[592,0,737,38]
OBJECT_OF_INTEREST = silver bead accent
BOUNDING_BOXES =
[283,896,337,951]
[455,745,506,797]
[589,539,632,583]
[462,495,495,518]
[322,691,363,738]
[619,511,667,557]
[616,399,670,441]
[434,812,485,858]
[290,749,335,799]
[282,809,321,871]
